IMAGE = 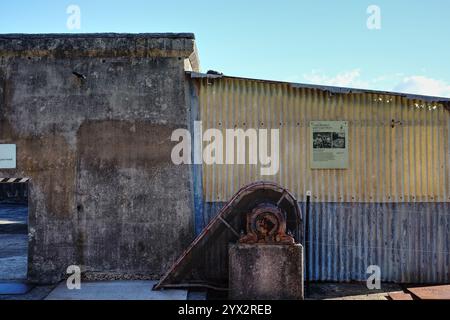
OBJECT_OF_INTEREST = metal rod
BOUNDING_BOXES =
[305,191,311,297]
[218,216,240,238]
[154,283,228,291]
[276,191,287,206]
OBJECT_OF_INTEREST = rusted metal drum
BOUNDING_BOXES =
[239,203,295,244]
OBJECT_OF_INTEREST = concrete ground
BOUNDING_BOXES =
[45,280,188,300]
[0,204,28,281]
[0,283,56,300]
[306,282,403,300]
[0,203,406,301]
[205,282,403,300]
[0,281,406,300]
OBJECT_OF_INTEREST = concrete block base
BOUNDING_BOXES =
[229,244,303,300]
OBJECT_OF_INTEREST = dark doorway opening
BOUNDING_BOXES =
[0,181,28,281]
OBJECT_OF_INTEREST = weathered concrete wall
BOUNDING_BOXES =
[0,33,199,283]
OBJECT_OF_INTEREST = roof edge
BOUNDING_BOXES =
[188,71,450,104]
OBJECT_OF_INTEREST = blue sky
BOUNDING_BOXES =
[1,0,449,97]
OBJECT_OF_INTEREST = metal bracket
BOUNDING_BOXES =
[218,216,240,238]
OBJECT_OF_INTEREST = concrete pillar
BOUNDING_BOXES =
[229,244,304,300]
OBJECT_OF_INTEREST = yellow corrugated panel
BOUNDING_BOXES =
[196,77,449,203]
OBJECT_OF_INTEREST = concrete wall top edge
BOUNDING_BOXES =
[0,33,197,59]
[0,33,195,40]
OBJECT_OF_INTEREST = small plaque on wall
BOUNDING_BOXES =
[0,144,16,169]
[310,121,348,169]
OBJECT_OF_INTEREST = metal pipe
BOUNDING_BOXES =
[305,191,311,297]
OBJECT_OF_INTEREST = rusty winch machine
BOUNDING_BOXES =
[154,182,303,295]
[239,203,295,245]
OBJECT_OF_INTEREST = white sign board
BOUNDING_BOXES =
[0,144,16,169]
[310,121,348,169]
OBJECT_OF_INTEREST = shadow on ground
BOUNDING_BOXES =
[306,282,403,300]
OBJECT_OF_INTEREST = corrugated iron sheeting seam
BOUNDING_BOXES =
[191,76,450,283]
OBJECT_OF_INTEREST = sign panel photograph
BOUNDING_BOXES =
[310,121,349,169]
[0,144,17,169]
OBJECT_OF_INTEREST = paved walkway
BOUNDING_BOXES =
[45,280,188,300]
[0,280,406,300]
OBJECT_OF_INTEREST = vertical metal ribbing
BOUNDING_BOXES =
[194,76,450,283]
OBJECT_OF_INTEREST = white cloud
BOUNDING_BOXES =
[297,70,450,98]
[393,76,450,98]
[302,69,369,88]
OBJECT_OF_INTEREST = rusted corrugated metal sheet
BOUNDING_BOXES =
[192,74,449,203]
[187,73,450,284]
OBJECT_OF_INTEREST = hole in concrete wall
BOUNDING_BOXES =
[0,181,29,281]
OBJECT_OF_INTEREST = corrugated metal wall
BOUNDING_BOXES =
[195,76,449,203]
[306,202,450,283]
[190,75,450,283]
